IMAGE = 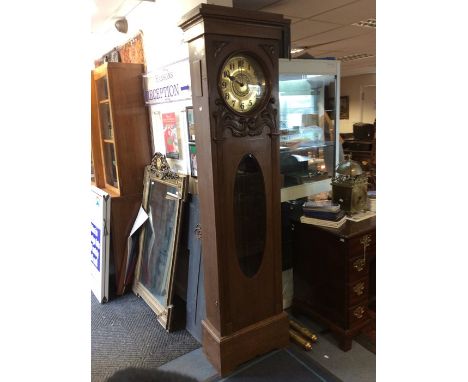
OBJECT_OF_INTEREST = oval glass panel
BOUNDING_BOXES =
[233,154,266,277]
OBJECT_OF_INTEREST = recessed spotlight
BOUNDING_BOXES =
[291,48,305,54]
[352,18,376,28]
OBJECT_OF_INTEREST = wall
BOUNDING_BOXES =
[91,0,232,72]
[91,0,233,173]
[339,73,376,133]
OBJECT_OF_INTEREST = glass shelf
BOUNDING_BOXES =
[99,103,113,140]
[279,73,337,189]
[103,142,118,189]
[96,76,108,100]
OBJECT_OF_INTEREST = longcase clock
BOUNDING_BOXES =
[179,4,291,376]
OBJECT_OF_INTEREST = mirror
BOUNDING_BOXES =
[133,153,188,330]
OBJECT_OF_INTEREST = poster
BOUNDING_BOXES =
[162,112,180,159]
[91,186,111,303]
[123,206,149,291]
[142,59,192,106]
[186,106,195,142]
[189,143,197,178]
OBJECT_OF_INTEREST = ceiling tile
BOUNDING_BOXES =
[286,16,302,24]
[293,25,374,47]
[232,0,279,10]
[291,19,342,41]
[310,0,375,25]
[341,57,376,77]
[304,49,349,58]
[306,39,374,58]
[260,0,358,19]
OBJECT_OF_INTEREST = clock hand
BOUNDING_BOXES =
[228,75,244,87]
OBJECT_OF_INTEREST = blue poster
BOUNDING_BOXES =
[91,186,110,303]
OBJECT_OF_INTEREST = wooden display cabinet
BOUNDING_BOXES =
[91,62,153,296]
[292,217,376,351]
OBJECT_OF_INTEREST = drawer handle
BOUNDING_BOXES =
[360,234,372,247]
[353,306,365,319]
[353,258,366,272]
[353,282,365,296]
[360,234,372,261]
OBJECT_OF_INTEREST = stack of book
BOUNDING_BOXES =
[300,200,347,228]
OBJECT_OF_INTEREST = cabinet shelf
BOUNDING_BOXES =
[99,99,110,104]
[103,139,115,144]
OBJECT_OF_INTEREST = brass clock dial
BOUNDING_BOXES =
[218,54,267,114]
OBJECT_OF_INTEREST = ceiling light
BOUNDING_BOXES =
[338,53,374,62]
[291,48,305,54]
[353,18,376,28]
[352,18,376,28]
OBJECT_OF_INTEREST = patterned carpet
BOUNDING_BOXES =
[91,292,200,382]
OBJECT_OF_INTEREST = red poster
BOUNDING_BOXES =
[162,112,179,159]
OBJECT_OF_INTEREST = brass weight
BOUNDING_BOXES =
[289,328,312,351]
[289,319,318,343]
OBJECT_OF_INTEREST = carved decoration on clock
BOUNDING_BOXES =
[213,41,229,58]
[212,98,277,139]
[259,44,276,64]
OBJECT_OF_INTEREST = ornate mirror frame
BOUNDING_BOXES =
[132,153,188,330]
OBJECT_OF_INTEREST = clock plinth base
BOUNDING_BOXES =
[201,312,289,377]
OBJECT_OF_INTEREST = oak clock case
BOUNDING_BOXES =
[179,4,291,377]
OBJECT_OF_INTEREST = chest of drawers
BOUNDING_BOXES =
[292,217,376,351]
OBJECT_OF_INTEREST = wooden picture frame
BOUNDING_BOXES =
[340,96,349,120]
[132,153,188,330]
[328,96,349,120]
[186,106,196,142]
[188,143,197,178]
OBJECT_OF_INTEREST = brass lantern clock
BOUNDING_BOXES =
[332,155,368,214]
[180,4,291,376]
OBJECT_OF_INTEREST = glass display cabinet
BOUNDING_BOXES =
[278,59,341,202]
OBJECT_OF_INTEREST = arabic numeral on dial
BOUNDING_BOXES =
[223,70,230,77]
[248,100,253,106]
[225,93,230,100]
[231,100,236,107]
[229,63,235,70]
[240,102,244,110]
[221,81,227,88]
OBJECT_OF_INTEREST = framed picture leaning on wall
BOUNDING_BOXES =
[328,96,349,120]
[188,142,197,178]
[340,96,349,119]
[186,106,196,142]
